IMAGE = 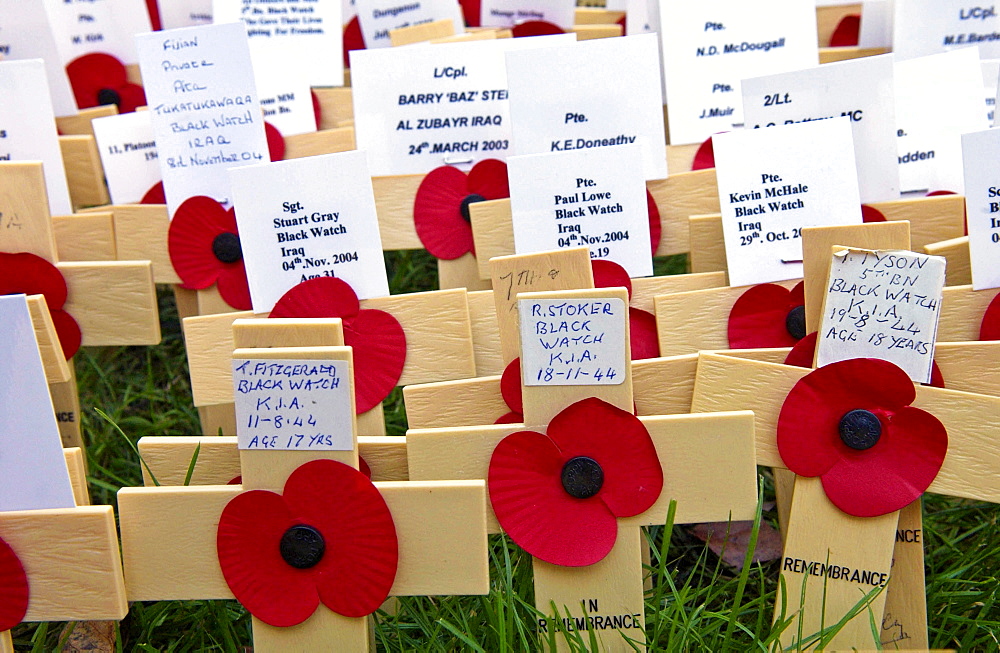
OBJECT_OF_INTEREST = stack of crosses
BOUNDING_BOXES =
[0,308,127,652]
[117,344,491,651]
[0,162,160,448]
[405,286,760,651]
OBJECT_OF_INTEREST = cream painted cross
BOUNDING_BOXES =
[406,287,759,652]
[117,344,490,652]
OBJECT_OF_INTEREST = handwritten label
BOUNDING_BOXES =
[519,297,627,386]
[214,0,344,87]
[507,34,667,180]
[160,0,214,28]
[233,358,353,450]
[742,54,899,202]
[895,48,987,194]
[0,0,78,116]
[479,0,575,29]
[355,0,464,49]
[659,0,817,145]
[714,117,862,286]
[508,146,653,277]
[0,295,76,512]
[231,150,389,312]
[961,127,1000,290]
[136,22,269,216]
[350,35,571,175]
[893,0,1000,60]
[0,59,73,215]
[43,0,151,65]
[816,248,945,384]
[92,111,161,205]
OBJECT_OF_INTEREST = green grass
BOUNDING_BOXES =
[9,252,1000,651]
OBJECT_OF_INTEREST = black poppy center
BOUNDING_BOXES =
[97,88,122,108]
[561,456,604,499]
[212,232,242,264]
[459,194,486,223]
[280,524,326,569]
[785,305,806,340]
[839,409,882,451]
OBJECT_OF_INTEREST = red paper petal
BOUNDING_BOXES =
[546,398,662,518]
[728,283,801,349]
[783,331,818,368]
[49,309,82,359]
[777,359,917,477]
[591,259,632,298]
[283,460,398,618]
[413,166,474,260]
[0,537,29,631]
[829,14,860,47]
[265,122,286,161]
[66,53,128,109]
[980,293,1000,341]
[343,17,365,67]
[500,358,522,414]
[512,21,566,37]
[459,0,481,27]
[217,490,320,627]
[467,159,510,200]
[0,252,69,308]
[861,204,886,223]
[216,260,253,311]
[344,309,407,413]
[115,82,147,113]
[646,190,662,255]
[168,196,232,289]
[929,362,945,388]
[140,181,166,204]
[494,411,524,424]
[629,307,660,360]
[269,277,361,320]
[311,90,322,130]
[145,0,162,31]
[788,281,804,307]
[821,405,947,517]
[692,136,716,170]
[359,456,373,479]
[617,14,626,35]
[489,429,618,566]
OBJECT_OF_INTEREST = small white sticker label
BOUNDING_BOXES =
[519,297,627,386]
[233,358,354,450]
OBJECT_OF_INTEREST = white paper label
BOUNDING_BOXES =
[742,54,899,203]
[136,22,270,216]
[213,0,344,87]
[893,0,1000,60]
[350,34,573,175]
[160,0,214,29]
[249,42,318,137]
[859,0,894,49]
[714,118,863,287]
[0,295,76,512]
[659,0,818,145]
[506,34,667,180]
[92,111,161,205]
[508,146,653,277]
[355,0,465,49]
[894,48,987,194]
[961,127,1000,290]
[816,248,945,384]
[0,1,78,116]
[983,59,999,124]
[231,150,389,312]
[0,59,73,216]
[520,297,628,386]
[233,358,354,450]
[479,0,576,29]
[43,0,152,65]
[626,0,659,36]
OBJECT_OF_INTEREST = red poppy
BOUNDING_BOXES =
[460,0,481,27]
[511,21,565,37]
[167,196,252,310]
[269,277,406,413]
[861,204,886,223]
[591,259,659,359]
[981,293,1000,341]
[828,14,860,47]
[783,332,946,388]
[692,136,717,170]
[140,181,165,205]
[264,122,286,162]
[489,397,662,566]
[413,159,509,260]
[343,17,365,67]
[495,358,523,424]
[217,459,397,627]
[0,535,29,632]
[66,53,146,114]
[728,282,805,349]
[0,253,82,359]
[777,358,947,517]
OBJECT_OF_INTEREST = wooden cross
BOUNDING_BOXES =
[0,162,159,447]
[406,286,759,651]
[117,344,490,651]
